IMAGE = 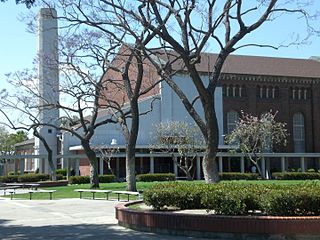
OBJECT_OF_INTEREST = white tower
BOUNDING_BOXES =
[35,8,59,173]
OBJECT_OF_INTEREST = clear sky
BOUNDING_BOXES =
[0,1,319,104]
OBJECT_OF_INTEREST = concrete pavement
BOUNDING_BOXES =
[0,197,206,240]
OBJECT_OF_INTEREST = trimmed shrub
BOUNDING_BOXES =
[136,173,175,182]
[0,174,51,183]
[263,184,320,216]
[0,175,19,183]
[144,182,209,210]
[219,172,259,180]
[144,182,320,216]
[272,172,320,180]
[69,176,90,184]
[56,174,65,181]
[18,174,50,183]
[56,169,67,176]
[99,175,115,183]
[68,175,115,184]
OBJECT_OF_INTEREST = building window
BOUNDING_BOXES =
[293,113,305,153]
[227,111,239,134]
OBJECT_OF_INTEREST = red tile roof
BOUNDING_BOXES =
[169,53,320,78]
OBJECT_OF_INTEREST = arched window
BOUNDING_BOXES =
[293,113,305,152]
[227,111,239,134]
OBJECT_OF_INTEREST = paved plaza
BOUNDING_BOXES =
[0,195,206,240]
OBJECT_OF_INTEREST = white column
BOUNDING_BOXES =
[99,158,104,175]
[281,157,286,172]
[150,156,154,173]
[300,157,305,172]
[66,158,71,180]
[173,156,178,177]
[196,155,201,180]
[266,158,270,179]
[218,156,223,173]
[240,157,245,173]
[261,157,266,178]
[75,159,80,176]
[19,159,25,175]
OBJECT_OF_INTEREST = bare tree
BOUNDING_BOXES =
[151,121,204,180]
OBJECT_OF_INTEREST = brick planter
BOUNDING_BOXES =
[37,180,68,187]
[116,201,320,239]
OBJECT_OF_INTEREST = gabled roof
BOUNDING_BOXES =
[14,138,35,148]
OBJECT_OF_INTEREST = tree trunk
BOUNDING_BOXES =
[47,152,57,181]
[126,148,137,191]
[202,98,220,183]
[82,141,99,189]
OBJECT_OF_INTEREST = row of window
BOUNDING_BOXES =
[226,111,305,153]
[290,87,309,100]
[223,85,310,101]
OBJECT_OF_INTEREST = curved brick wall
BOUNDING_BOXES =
[116,201,320,238]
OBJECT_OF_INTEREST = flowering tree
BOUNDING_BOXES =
[152,121,204,180]
[225,111,288,178]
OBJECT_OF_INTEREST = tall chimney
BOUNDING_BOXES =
[35,8,59,173]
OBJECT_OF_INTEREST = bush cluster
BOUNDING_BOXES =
[136,173,175,182]
[219,172,259,180]
[56,169,67,176]
[69,174,115,184]
[272,172,320,180]
[0,173,50,183]
[144,181,320,216]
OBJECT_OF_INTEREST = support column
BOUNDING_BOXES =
[261,157,266,178]
[99,158,104,175]
[196,155,201,180]
[240,157,245,173]
[66,158,71,180]
[75,159,80,176]
[281,157,286,172]
[266,158,270,179]
[150,155,154,173]
[19,159,25,175]
[173,156,178,177]
[300,157,305,172]
[218,156,223,173]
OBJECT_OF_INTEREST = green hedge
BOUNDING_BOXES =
[144,182,320,216]
[0,174,50,183]
[272,172,320,180]
[136,173,176,182]
[56,169,67,176]
[0,175,19,183]
[69,175,116,184]
[219,172,259,180]
[18,174,50,182]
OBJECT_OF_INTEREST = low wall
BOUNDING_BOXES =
[38,180,68,187]
[116,201,320,239]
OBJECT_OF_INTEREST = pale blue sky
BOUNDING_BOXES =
[0,1,319,92]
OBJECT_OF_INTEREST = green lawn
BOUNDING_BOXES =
[6,180,312,200]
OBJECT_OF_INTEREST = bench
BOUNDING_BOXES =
[27,190,56,200]
[112,191,140,201]
[74,189,112,200]
[4,183,40,190]
[0,186,21,196]
[7,189,56,200]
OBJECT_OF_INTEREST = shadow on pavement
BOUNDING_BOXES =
[0,219,201,240]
